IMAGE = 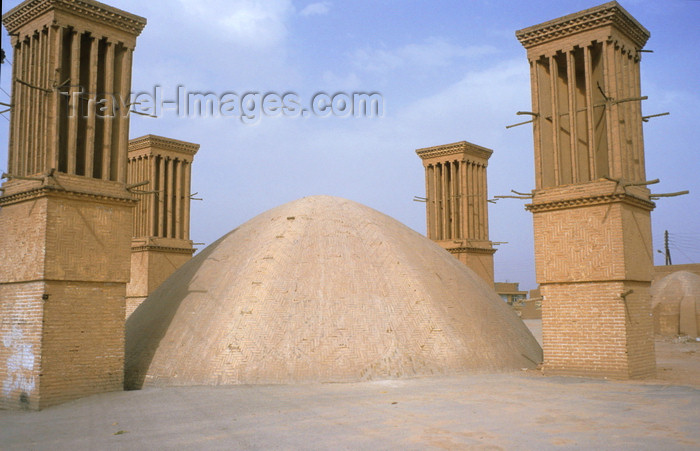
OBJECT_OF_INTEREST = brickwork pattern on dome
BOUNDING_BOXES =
[126,196,542,388]
[651,271,700,338]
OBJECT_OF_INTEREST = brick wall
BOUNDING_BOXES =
[39,281,125,408]
[653,263,700,283]
[0,282,44,410]
[531,190,655,379]
[127,251,149,299]
[127,246,193,317]
[532,198,652,284]
[45,196,133,282]
[126,296,147,318]
[541,281,654,378]
[0,190,133,409]
[518,2,656,379]
[449,249,495,287]
[0,198,48,283]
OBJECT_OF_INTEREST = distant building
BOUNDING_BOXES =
[494,282,527,305]
[517,289,543,320]
[650,271,700,338]
[653,263,700,284]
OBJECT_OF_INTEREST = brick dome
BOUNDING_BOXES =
[125,196,542,388]
[651,271,700,338]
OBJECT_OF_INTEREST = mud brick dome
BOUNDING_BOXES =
[125,196,541,387]
[651,271,700,338]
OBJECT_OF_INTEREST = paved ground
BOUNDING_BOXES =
[1,372,698,450]
[2,321,698,450]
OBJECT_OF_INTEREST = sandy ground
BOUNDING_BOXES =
[653,337,700,388]
[1,320,698,450]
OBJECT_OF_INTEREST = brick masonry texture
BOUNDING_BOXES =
[125,196,542,388]
[0,282,44,410]
[0,192,133,409]
[415,141,495,286]
[448,249,495,288]
[125,135,198,316]
[38,281,125,408]
[45,195,133,283]
[0,198,48,283]
[519,2,657,379]
[541,281,655,379]
[532,197,653,283]
[531,189,655,378]
[127,249,192,317]
[1,0,145,409]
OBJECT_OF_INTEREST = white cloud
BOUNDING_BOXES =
[300,2,331,17]
[178,0,294,47]
[320,70,362,89]
[352,37,498,75]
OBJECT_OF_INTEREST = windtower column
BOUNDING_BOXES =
[0,0,146,409]
[126,135,199,317]
[516,1,655,379]
[416,141,496,286]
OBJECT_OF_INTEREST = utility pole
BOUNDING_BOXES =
[664,230,672,265]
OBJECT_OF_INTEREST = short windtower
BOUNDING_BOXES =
[0,0,146,409]
[416,141,496,286]
[516,1,656,378]
[126,135,199,317]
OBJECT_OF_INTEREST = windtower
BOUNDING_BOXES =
[416,141,495,286]
[516,1,656,378]
[0,0,146,409]
[126,135,198,317]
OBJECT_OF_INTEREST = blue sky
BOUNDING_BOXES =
[1,0,698,289]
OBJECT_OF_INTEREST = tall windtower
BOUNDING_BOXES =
[126,135,199,317]
[416,141,496,286]
[0,0,146,409]
[516,1,655,378]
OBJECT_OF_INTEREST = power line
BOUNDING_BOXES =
[668,239,700,249]
[668,236,700,244]
[669,244,696,264]
[669,243,700,255]
[668,231,700,239]
[655,230,700,265]
[667,234,700,253]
